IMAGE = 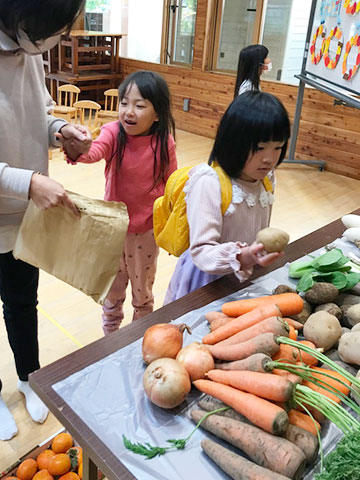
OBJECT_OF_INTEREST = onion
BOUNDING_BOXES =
[176,342,215,381]
[143,358,191,409]
[142,323,191,364]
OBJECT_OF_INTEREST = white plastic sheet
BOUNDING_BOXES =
[53,237,358,479]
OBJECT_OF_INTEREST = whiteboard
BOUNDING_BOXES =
[305,0,360,96]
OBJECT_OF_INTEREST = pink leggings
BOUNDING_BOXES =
[102,230,159,335]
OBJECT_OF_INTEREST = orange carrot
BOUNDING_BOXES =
[272,369,302,385]
[288,409,321,436]
[304,366,351,402]
[210,317,233,332]
[205,311,229,323]
[272,344,299,364]
[222,293,304,317]
[296,341,319,366]
[202,303,281,345]
[215,316,289,347]
[206,370,295,402]
[214,353,272,373]
[284,318,303,330]
[207,333,279,361]
[193,379,289,435]
[288,325,298,341]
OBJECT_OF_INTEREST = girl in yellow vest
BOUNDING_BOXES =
[164,91,290,304]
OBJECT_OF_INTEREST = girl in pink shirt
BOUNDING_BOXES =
[63,71,177,334]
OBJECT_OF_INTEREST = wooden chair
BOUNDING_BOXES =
[97,89,119,126]
[73,100,101,138]
[53,84,81,122]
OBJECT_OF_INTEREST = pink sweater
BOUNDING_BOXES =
[71,121,177,233]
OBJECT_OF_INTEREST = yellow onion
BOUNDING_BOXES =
[143,358,191,409]
[142,323,191,364]
[176,342,215,381]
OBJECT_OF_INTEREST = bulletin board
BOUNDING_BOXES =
[304,0,360,96]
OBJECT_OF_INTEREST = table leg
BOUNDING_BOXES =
[82,450,98,480]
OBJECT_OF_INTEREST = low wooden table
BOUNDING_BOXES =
[29,211,357,480]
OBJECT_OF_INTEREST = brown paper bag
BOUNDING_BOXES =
[13,191,129,304]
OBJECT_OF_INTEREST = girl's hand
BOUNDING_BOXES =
[55,124,92,158]
[237,242,283,270]
[29,173,80,218]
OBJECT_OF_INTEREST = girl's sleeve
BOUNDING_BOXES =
[165,135,178,180]
[186,169,252,281]
[66,125,116,164]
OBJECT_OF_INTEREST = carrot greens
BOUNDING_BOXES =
[123,406,229,459]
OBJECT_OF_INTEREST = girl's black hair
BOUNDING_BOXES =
[116,71,175,189]
[0,0,85,42]
[209,91,290,178]
[234,44,269,98]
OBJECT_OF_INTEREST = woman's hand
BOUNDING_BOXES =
[29,173,80,217]
[55,124,92,159]
[237,242,283,270]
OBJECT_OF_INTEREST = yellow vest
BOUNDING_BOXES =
[153,163,272,257]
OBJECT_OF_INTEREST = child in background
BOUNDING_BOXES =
[234,44,272,97]
[61,71,177,334]
[164,91,290,304]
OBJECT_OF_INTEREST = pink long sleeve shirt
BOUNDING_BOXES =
[71,121,177,233]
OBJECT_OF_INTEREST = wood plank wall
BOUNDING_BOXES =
[119,0,360,179]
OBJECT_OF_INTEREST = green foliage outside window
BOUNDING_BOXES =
[86,0,110,12]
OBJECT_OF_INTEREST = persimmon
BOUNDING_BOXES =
[32,470,54,480]
[67,446,82,471]
[36,450,55,470]
[48,454,71,476]
[77,463,82,480]
[16,459,38,480]
[59,472,80,480]
[52,433,73,454]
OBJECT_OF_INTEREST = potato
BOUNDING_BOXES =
[352,324,360,332]
[338,332,360,365]
[289,299,312,325]
[346,304,360,327]
[305,282,339,305]
[272,284,295,295]
[303,311,342,351]
[256,227,289,253]
[335,293,360,307]
[314,303,342,320]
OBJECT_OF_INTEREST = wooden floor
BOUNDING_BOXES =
[1,129,360,470]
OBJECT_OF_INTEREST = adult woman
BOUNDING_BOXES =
[0,0,91,440]
[234,44,272,97]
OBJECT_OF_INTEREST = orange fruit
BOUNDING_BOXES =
[16,459,38,480]
[58,473,80,480]
[52,433,73,454]
[48,454,71,476]
[32,470,54,480]
[77,463,82,480]
[67,446,82,471]
[5,477,19,479]
[36,450,55,470]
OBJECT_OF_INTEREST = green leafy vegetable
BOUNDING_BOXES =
[289,248,360,292]
[315,429,360,480]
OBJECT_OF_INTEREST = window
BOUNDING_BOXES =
[211,0,312,85]
[166,0,198,65]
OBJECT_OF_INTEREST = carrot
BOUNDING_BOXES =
[288,325,297,340]
[205,311,229,323]
[192,410,306,479]
[207,332,279,361]
[206,369,295,402]
[209,317,232,332]
[216,316,289,347]
[284,318,303,330]
[288,409,321,436]
[198,397,318,465]
[272,344,299,364]
[214,353,272,372]
[296,340,319,366]
[222,292,304,317]
[302,367,351,404]
[193,379,289,435]
[202,303,281,345]
[272,369,302,385]
[201,439,292,480]
[285,425,319,465]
